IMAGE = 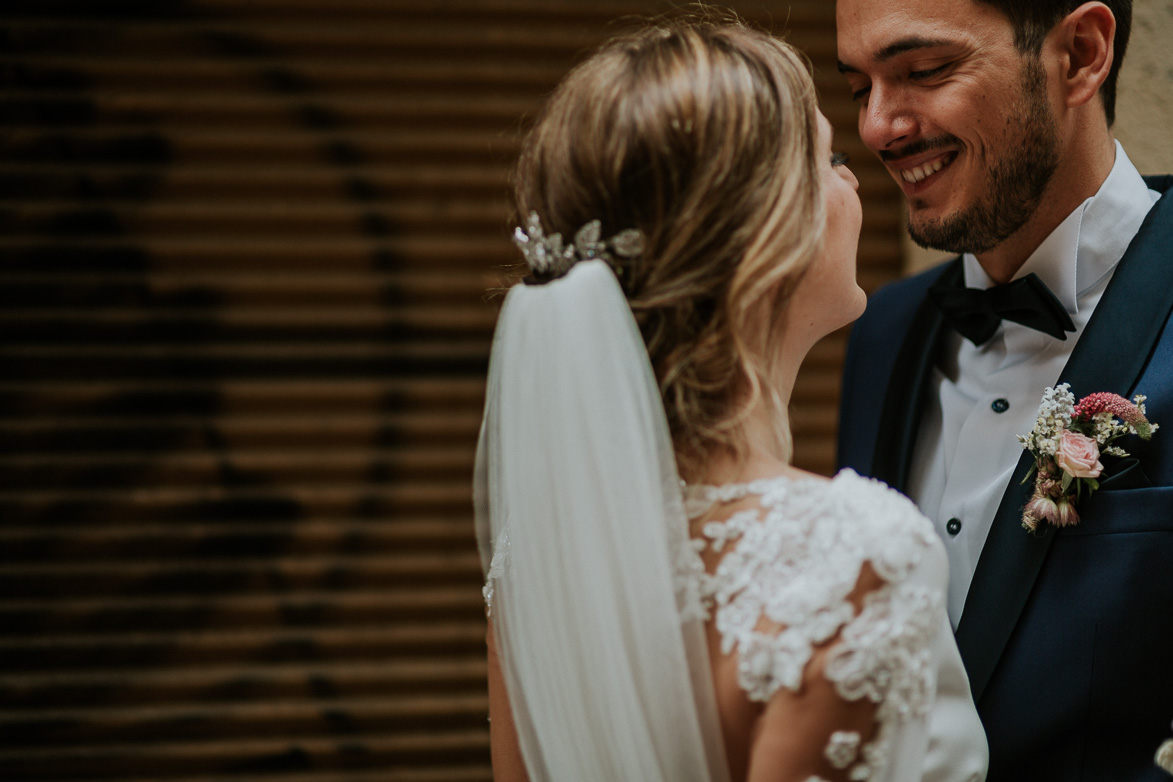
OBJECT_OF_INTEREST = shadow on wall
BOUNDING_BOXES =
[1,0,487,776]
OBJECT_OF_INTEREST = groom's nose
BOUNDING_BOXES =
[859,84,919,155]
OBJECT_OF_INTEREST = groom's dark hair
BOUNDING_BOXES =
[976,0,1131,126]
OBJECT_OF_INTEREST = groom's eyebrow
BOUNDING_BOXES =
[837,36,956,74]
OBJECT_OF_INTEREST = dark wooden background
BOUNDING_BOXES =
[0,1,903,779]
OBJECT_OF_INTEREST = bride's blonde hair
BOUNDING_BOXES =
[512,14,826,479]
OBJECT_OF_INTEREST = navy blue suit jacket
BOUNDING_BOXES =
[838,176,1173,781]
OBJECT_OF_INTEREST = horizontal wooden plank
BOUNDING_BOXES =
[0,21,615,61]
[0,200,515,238]
[0,378,488,415]
[5,87,867,134]
[0,482,476,522]
[4,50,853,96]
[0,731,492,780]
[0,309,499,344]
[2,92,541,131]
[40,769,491,782]
[0,412,484,452]
[0,273,497,310]
[7,55,564,94]
[0,589,486,636]
[0,127,887,169]
[0,17,837,58]
[0,519,477,560]
[0,341,492,381]
[0,164,511,201]
[0,236,520,271]
[0,446,478,488]
[0,622,488,670]
[152,0,837,25]
[0,0,832,25]
[0,658,488,708]
[0,694,491,745]
[0,553,484,600]
[0,127,522,166]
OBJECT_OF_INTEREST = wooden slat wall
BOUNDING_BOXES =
[0,1,902,780]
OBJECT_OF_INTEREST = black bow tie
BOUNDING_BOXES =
[928,272,1076,346]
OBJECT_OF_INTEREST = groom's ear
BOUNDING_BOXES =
[1051,2,1116,112]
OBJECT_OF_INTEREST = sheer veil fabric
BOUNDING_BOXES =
[474,261,731,781]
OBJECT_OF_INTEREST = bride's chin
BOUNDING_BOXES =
[845,285,869,325]
[818,283,869,337]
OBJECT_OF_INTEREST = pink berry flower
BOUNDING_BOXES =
[1073,392,1153,438]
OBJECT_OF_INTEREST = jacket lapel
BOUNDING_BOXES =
[956,176,1173,702]
[871,259,960,491]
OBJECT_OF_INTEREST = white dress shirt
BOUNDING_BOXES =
[907,141,1160,627]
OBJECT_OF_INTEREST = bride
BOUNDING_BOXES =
[475,15,989,782]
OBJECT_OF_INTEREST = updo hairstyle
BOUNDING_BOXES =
[512,15,826,478]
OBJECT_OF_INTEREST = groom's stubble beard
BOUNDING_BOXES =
[906,56,1061,255]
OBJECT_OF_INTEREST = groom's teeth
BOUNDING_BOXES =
[901,157,947,184]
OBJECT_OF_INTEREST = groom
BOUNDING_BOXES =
[835,0,1173,779]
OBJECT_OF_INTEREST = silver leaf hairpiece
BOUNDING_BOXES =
[513,211,644,277]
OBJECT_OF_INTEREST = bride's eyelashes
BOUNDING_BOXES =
[831,152,850,167]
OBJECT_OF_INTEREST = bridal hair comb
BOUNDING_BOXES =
[513,211,644,278]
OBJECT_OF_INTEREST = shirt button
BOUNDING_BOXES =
[946,518,963,536]
[991,398,1010,413]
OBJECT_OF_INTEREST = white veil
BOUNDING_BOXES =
[474,260,729,781]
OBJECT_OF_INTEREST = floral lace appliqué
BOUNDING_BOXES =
[825,730,862,769]
[686,470,943,782]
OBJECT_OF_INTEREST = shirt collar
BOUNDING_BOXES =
[962,140,1158,314]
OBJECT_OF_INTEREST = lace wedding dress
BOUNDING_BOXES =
[679,469,988,782]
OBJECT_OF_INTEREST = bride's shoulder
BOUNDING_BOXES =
[825,468,929,517]
[817,469,941,553]
[686,466,939,575]
[697,464,926,522]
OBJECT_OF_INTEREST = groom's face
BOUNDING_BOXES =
[836,0,1062,255]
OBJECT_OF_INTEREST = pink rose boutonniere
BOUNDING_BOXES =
[1018,383,1158,532]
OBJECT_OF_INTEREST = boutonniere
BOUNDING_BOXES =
[1017,383,1158,532]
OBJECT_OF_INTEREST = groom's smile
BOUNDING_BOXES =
[881,143,960,195]
[898,154,950,186]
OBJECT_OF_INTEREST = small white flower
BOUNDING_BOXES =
[825,731,861,769]
[1155,738,1173,774]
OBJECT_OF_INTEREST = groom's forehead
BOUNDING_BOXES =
[836,0,1001,39]
[836,0,1014,67]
